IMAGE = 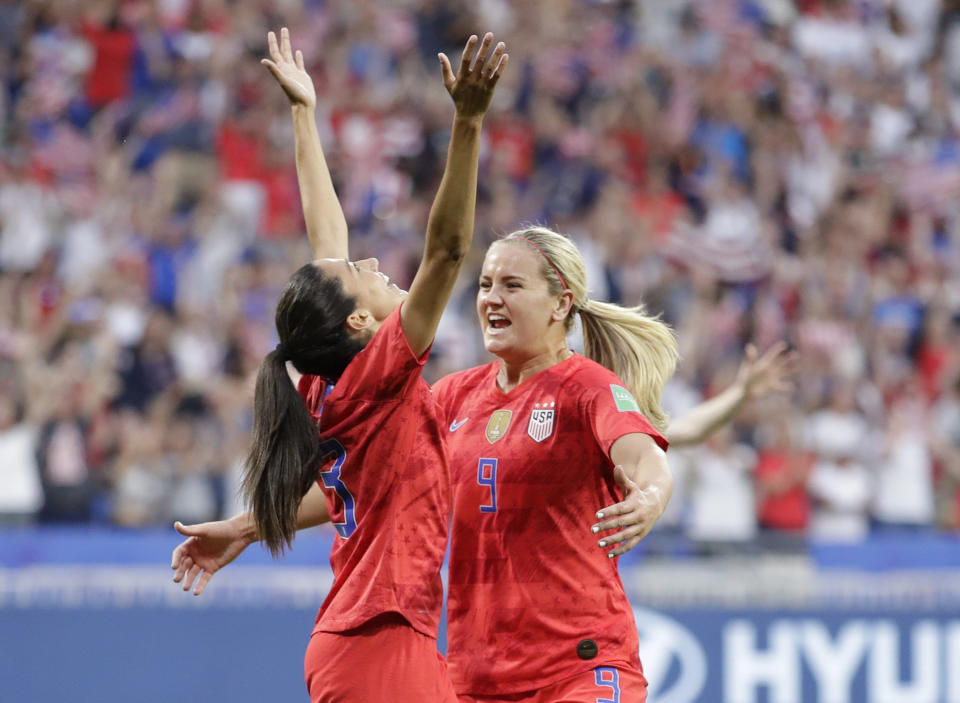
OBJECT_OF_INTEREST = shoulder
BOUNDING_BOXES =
[433,363,496,395]
[557,355,624,399]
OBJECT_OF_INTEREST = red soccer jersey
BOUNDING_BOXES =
[298,307,448,639]
[432,355,668,695]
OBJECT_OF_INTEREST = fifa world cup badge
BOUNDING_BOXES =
[527,402,556,442]
[485,410,513,444]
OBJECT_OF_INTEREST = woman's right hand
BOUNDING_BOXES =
[439,32,508,121]
[171,516,256,595]
[261,27,316,110]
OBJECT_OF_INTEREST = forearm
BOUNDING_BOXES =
[296,481,331,529]
[232,482,330,543]
[291,105,348,259]
[665,382,747,447]
[423,115,482,262]
[625,448,673,519]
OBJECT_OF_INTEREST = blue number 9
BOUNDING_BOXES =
[477,458,497,513]
[318,439,357,538]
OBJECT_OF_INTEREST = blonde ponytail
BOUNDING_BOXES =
[501,226,678,433]
[579,299,677,432]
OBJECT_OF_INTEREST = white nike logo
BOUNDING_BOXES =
[449,418,469,432]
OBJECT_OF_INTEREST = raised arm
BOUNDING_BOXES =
[666,342,797,447]
[262,27,348,260]
[400,32,508,356]
[171,482,331,595]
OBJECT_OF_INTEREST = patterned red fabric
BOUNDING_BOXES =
[433,355,666,695]
[298,306,448,639]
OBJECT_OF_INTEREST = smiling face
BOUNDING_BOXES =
[314,257,407,334]
[476,242,572,363]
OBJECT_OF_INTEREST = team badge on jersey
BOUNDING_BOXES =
[610,384,640,413]
[485,410,513,444]
[527,402,556,442]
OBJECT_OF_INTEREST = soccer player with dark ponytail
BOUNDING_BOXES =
[172,28,508,703]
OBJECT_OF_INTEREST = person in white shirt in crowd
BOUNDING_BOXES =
[806,380,874,542]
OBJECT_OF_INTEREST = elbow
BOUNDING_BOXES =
[425,242,467,265]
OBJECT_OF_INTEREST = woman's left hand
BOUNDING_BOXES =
[591,466,667,558]
[438,32,508,120]
[736,342,797,402]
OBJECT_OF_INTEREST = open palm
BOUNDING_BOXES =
[171,518,253,595]
[262,27,316,109]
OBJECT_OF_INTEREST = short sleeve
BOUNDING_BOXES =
[298,373,329,419]
[579,380,668,457]
[336,305,431,402]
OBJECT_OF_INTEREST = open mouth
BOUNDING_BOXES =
[487,314,511,330]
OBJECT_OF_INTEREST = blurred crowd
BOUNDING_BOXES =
[1,0,959,548]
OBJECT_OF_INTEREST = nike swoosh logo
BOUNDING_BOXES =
[449,418,469,432]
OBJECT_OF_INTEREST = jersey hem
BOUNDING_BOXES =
[452,656,641,696]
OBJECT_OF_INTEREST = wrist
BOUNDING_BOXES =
[231,513,259,545]
[291,103,317,117]
[452,114,484,130]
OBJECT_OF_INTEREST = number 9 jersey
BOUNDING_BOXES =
[432,354,668,697]
[298,306,449,641]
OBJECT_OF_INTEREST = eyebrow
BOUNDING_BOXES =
[480,274,526,281]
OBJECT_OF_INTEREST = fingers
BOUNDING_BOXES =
[592,507,643,534]
[606,533,646,558]
[438,53,455,90]
[490,53,509,83]
[483,41,506,79]
[470,32,495,73]
[267,30,281,63]
[598,521,648,549]
[457,35,479,77]
[173,520,206,537]
[280,26,294,63]
[175,555,194,586]
[194,571,213,596]
[183,561,202,592]
[261,58,283,81]
[295,49,305,72]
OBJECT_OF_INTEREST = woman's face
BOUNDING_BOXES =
[476,242,569,363]
[314,257,407,327]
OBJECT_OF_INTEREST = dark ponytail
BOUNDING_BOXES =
[242,264,365,556]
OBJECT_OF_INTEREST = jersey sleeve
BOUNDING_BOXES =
[298,373,329,419]
[337,305,431,402]
[578,378,668,457]
[430,373,456,424]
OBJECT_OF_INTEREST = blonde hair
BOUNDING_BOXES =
[499,226,678,432]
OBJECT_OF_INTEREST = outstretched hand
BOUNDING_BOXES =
[171,517,255,596]
[591,466,665,558]
[438,33,508,120]
[261,27,316,109]
[736,342,797,402]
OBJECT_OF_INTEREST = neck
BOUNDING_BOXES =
[496,345,573,392]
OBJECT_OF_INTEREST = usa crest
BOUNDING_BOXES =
[527,402,556,442]
[485,410,513,444]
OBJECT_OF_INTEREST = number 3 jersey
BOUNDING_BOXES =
[297,307,449,640]
[432,355,668,695]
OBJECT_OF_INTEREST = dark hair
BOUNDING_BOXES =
[242,264,365,556]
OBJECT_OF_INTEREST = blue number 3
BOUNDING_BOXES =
[318,439,357,538]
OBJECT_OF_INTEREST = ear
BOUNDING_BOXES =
[345,307,375,334]
[551,291,575,322]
